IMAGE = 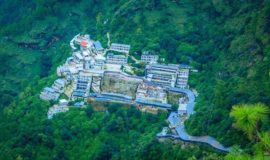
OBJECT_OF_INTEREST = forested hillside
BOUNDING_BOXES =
[0,0,270,159]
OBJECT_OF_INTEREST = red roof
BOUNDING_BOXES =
[80,40,88,47]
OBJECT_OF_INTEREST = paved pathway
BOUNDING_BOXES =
[130,55,140,64]
[158,87,231,152]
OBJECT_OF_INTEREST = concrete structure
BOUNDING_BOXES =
[141,51,159,64]
[40,87,60,101]
[145,64,179,88]
[48,104,69,119]
[72,73,92,99]
[135,99,172,109]
[146,64,190,89]
[59,99,69,106]
[110,43,130,53]
[136,82,167,104]
[156,89,231,152]
[160,127,169,136]
[178,97,187,116]
[74,101,85,107]
[176,69,189,89]
[95,54,106,69]
[91,76,102,93]
[93,41,104,53]
[106,53,128,65]
[72,34,94,50]
[57,64,80,76]
[166,112,231,152]
[83,55,106,70]
[73,51,84,63]
[52,79,66,93]
[92,92,133,103]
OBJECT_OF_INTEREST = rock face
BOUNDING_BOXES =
[101,74,141,98]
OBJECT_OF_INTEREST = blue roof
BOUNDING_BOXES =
[94,41,103,50]
[95,96,132,103]
[135,99,171,108]
[101,92,132,100]
[72,90,85,97]
[74,101,84,107]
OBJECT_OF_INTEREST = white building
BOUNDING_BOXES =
[83,54,106,70]
[47,103,69,119]
[145,64,179,88]
[72,73,92,99]
[178,97,187,116]
[52,79,66,93]
[176,68,189,89]
[73,51,84,63]
[57,65,80,77]
[40,87,60,101]
[146,64,190,88]
[95,54,106,69]
[110,43,130,53]
[73,34,94,50]
[106,53,128,65]
[59,99,69,106]
[141,51,159,64]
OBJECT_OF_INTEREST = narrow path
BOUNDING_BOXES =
[158,87,231,152]
[130,55,140,64]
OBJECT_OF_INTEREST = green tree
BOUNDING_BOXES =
[226,103,270,159]
[230,103,269,140]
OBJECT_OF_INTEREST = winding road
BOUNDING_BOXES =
[88,71,232,152]
[158,87,231,152]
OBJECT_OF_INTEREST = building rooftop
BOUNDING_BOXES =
[178,103,187,111]
[94,41,103,50]
[80,40,88,47]
[96,54,106,60]
[107,53,127,58]
[111,43,131,48]
[55,79,66,85]
[136,98,171,108]
[44,87,56,93]
[74,52,83,60]
[150,64,179,70]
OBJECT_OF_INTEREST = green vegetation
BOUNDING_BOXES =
[167,92,184,106]
[1,0,270,159]
[225,103,270,159]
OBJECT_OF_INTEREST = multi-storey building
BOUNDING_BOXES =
[110,43,130,53]
[106,53,128,65]
[72,73,92,99]
[145,64,179,88]
[145,64,190,89]
[93,41,104,54]
[141,51,159,64]
[73,51,84,63]
[40,87,60,101]
[47,101,69,119]
[176,68,189,88]
[52,79,66,93]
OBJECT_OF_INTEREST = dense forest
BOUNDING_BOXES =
[0,0,270,159]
